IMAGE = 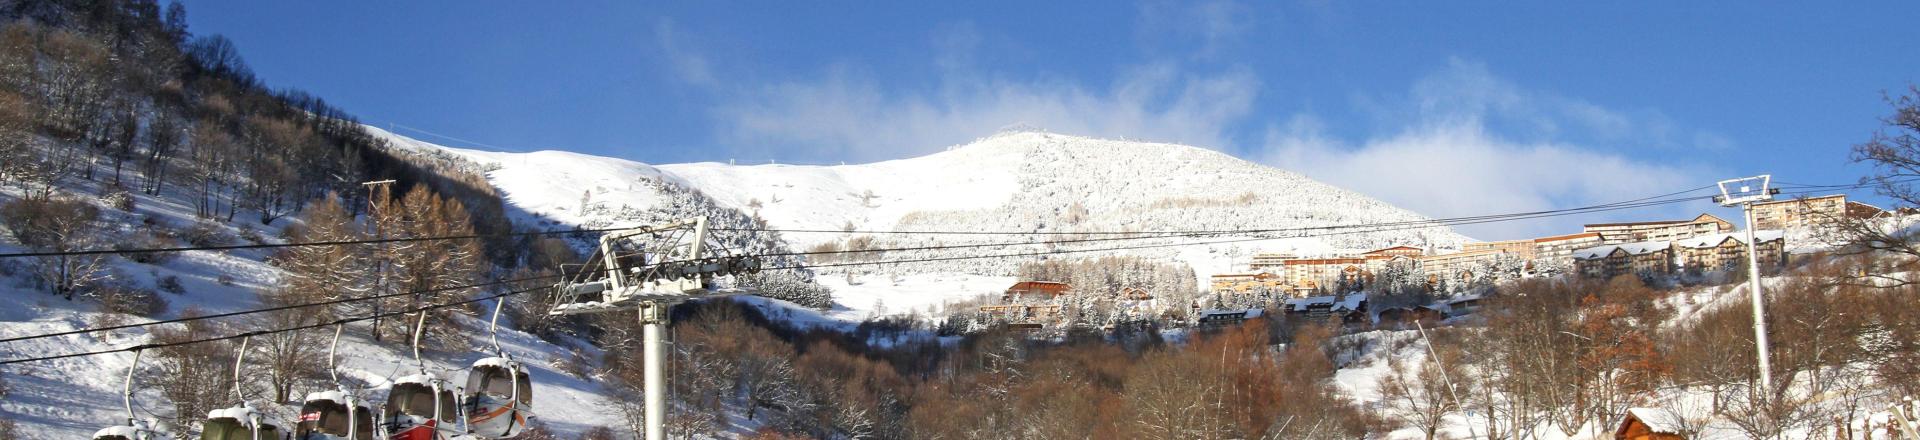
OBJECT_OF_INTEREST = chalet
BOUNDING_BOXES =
[1195,309,1257,328]
[1003,281,1071,303]
[1285,293,1368,324]
[1672,230,1786,273]
[1373,305,1444,328]
[1573,241,1673,280]
[1614,408,1688,440]
[1584,214,1733,244]
[1750,194,1883,230]
[1443,294,1485,317]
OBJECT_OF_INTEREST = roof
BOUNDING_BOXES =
[1533,232,1602,243]
[1363,246,1422,254]
[207,404,259,421]
[1284,257,1367,265]
[304,390,352,404]
[1621,407,1687,434]
[1006,281,1071,295]
[94,426,141,438]
[473,356,517,369]
[1573,241,1670,260]
[1285,293,1368,312]
[1672,230,1786,249]
[1585,219,1687,228]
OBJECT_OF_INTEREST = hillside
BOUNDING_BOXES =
[405,130,1471,282]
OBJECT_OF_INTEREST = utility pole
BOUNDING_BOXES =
[1716,175,1778,394]
[362,179,396,342]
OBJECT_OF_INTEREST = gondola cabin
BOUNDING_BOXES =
[202,405,283,440]
[385,374,459,440]
[298,391,375,440]
[465,357,534,438]
[94,424,172,440]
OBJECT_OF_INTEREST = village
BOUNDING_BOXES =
[973,193,1886,331]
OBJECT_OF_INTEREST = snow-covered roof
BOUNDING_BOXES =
[1623,407,1687,434]
[94,426,140,438]
[1197,308,1262,318]
[472,356,517,369]
[304,390,351,404]
[1285,293,1368,312]
[1673,230,1786,249]
[206,405,256,421]
[1573,241,1670,260]
[393,373,442,387]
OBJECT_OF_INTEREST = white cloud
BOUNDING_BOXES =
[1262,61,1718,240]
[713,62,1261,162]
[652,18,716,87]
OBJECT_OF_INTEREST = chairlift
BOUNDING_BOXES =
[201,336,287,440]
[94,349,175,440]
[384,313,461,440]
[297,325,378,440]
[463,299,534,439]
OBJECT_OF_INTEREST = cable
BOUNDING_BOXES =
[0,183,1739,345]
[0,286,544,366]
[0,272,563,344]
[0,179,1890,361]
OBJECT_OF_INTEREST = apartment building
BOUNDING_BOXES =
[1572,241,1674,279]
[1583,213,1734,244]
[1673,230,1787,272]
[1750,194,1883,230]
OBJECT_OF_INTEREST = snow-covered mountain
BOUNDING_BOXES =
[372,128,1471,281]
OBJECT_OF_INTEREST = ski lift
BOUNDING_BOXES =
[548,217,763,316]
[201,336,287,440]
[384,312,462,440]
[463,299,534,439]
[298,325,377,440]
[94,349,176,440]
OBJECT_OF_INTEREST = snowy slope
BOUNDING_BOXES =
[377,129,1471,286]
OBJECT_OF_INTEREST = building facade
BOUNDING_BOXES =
[1750,194,1883,230]
[1534,232,1605,268]
[1673,230,1787,272]
[1573,241,1674,280]
[1583,213,1733,244]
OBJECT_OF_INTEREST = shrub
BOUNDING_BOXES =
[156,275,184,294]
[237,226,264,244]
[95,282,168,317]
[100,187,135,212]
[118,230,178,265]
[578,427,618,440]
[177,221,228,247]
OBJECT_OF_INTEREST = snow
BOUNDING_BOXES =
[1671,229,1786,249]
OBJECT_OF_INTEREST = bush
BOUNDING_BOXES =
[156,275,184,294]
[177,221,228,247]
[100,187,135,212]
[216,274,235,286]
[578,427,618,440]
[236,226,264,244]
[95,282,168,317]
[118,230,178,265]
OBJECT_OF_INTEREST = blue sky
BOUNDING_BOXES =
[179,1,1920,239]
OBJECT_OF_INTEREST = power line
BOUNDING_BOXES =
[0,286,545,367]
[0,180,1892,363]
[0,272,566,344]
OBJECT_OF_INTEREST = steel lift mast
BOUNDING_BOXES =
[547,217,761,440]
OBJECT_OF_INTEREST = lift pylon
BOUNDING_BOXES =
[547,216,761,440]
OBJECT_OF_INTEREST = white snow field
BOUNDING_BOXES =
[372,127,1471,310]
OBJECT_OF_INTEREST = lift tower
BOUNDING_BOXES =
[548,217,761,440]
